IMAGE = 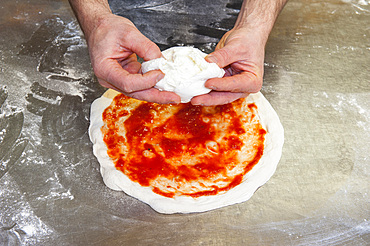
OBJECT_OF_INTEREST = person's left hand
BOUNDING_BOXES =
[191,26,266,106]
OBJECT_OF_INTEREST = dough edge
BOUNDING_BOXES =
[88,89,284,214]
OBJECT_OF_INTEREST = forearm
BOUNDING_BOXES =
[235,0,288,42]
[68,0,112,39]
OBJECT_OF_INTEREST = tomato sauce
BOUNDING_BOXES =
[102,94,266,198]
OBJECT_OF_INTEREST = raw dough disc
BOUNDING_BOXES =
[89,89,284,214]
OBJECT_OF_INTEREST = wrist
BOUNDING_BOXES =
[68,0,113,39]
[231,25,270,48]
[234,0,287,44]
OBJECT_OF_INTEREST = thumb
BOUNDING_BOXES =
[130,31,162,61]
[206,45,237,68]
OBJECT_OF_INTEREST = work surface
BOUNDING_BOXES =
[0,0,369,245]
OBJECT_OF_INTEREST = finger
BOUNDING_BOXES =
[128,31,162,61]
[119,53,141,74]
[128,88,181,104]
[122,61,141,74]
[98,78,181,104]
[98,78,127,94]
[205,72,262,93]
[205,42,241,68]
[98,59,164,93]
[191,91,248,106]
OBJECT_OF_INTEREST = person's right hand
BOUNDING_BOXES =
[86,14,181,104]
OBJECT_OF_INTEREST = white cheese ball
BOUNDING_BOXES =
[141,46,225,103]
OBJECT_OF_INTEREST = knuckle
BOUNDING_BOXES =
[250,77,263,93]
[93,59,111,80]
[97,78,108,88]
[124,25,138,39]
[93,68,104,80]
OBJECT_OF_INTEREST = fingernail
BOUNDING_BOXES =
[156,73,165,82]
[192,102,204,106]
[206,55,217,64]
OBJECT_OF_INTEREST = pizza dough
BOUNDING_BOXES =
[141,47,225,103]
[89,89,284,214]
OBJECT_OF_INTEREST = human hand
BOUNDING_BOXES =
[191,27,265,106]
[190,0,287,106]
[86,14,181,104]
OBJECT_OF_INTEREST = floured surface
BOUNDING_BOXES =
[0,0,369,245]
[89,90,284,213]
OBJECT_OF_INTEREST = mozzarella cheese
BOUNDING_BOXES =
[141,47,225,103]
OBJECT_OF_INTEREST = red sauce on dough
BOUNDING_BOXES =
[102,94,266,198]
